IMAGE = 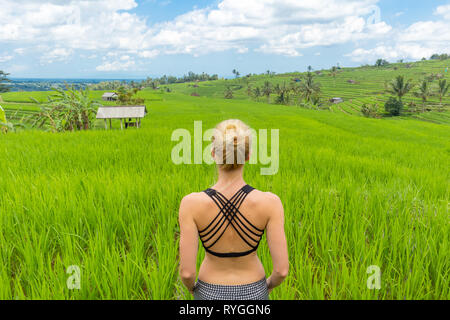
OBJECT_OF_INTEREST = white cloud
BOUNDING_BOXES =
[137,50,160,58]
[1,0,447,69]
[149,0,390,56]
[346,5,450,63]
[40,48,73,64]
[0,54,14,63]
[0,0,391,63]
[13,48,26,55]
[96,59,136,71]
[435,4,450,20]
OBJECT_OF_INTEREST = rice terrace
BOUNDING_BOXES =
[0,0,449,302]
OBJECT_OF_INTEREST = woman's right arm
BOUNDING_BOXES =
[265,194,289,292]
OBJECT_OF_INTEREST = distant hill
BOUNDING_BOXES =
[165,58,450,124]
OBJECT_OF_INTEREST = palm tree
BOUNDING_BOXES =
[274,82,291,105]
[299,72,321,103]
[253,87,261,101]
[262,81,272,103]
[414,80,432,112]
[437,79,449,111]
[385,75,414,102]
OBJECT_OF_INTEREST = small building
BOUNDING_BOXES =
[292,78,302,83]
[96,105,147,130]
[102,92,118,101]
[330,97,344,104]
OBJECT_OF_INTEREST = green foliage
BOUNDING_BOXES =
[117,87,145,105]
[0,71,11,93]
[29,86,101,132]
[299,72,321,103]
[0,105,8,133]
[414,80,433,112]
[274,82,291,105]
[385,75,414,102]
[437,79,449,105]
[252,86,261,101]
[0,93,448,299]
[430,53,449,60]
[384,97,403,116]
[361,103,380,118]
[262,81,272,103]
[375,59,390,67]
[224,85,233,99]
[89,80,128,91]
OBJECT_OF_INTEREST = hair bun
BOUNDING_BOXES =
[213,119,251,171]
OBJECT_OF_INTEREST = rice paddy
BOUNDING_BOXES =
[0,61,449,300]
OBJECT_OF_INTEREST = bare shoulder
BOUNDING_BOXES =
[179,192,211,218]
[248,190,284,217]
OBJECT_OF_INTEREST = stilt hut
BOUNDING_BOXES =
[96,105,147,130]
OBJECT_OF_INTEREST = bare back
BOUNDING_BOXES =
[189,185,276,285]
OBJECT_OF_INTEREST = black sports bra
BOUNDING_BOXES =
[198,184,265,258]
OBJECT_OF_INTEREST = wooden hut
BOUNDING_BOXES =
[102,92,118,101]
[96,105,147,130]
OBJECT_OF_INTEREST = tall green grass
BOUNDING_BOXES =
[0,93,448,299]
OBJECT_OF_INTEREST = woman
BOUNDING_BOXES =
[178,119,289,300]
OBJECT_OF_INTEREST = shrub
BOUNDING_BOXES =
[384,97,403,116]
[224,86,233,99]
[361,103,380,118]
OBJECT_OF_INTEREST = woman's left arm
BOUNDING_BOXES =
[178,195,199,294]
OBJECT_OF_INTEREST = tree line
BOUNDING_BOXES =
[89,72,219,91]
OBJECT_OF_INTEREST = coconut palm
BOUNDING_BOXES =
[253,87,261,101]
[274,82,291,105]
[385,75,414,102]
[262,81,272,103]
[437,79,449,111]
[299,72,321,103]
[414,80,433,112]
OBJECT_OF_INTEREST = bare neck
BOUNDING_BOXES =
[213,166,246,191]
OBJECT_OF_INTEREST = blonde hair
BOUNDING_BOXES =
[212,119,251,171]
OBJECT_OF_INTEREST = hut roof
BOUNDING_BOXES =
[96,106,147,119]
[102,92,118,98]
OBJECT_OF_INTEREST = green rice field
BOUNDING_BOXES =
[0,61,449,300]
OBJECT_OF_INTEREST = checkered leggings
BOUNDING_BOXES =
[193,277,270,300]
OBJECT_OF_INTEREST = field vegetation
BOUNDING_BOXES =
[0,58,449,299]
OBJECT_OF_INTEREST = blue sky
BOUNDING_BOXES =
[0,0,449,79]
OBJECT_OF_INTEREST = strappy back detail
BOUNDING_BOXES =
[199,184,264,258]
